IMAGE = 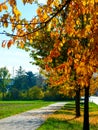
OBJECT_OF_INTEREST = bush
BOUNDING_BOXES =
[28,86,44,100]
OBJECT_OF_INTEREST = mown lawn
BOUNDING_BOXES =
[38,101,98,130]
[0,100,54,119]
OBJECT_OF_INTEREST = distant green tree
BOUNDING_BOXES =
[6,66,46,100]
[16,66,25,77]
[14,66,28,91]
[6,87,21,100]
[44,87,66,101]
[28,86,44,100]
[0,67,10,100]
[7,66,28,100]
[26,71,36,88]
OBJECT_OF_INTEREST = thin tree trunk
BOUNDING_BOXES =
[83,87,89,130]
[2,91,5,100]
[75,88,81,117]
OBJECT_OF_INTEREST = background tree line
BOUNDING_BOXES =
[0,66,67,101]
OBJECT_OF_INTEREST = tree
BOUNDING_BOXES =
[0,1,98,130]
[8,87,21,100]
[35,1,98,129]
[26,71,36,87]
[42,1,98,130]
[16,66,25,77]
[28,86,44,100]
[13,66,28,91]
[0,67,10,100]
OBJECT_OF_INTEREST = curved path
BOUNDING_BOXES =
[0,102,66,130]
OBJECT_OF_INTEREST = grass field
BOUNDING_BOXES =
[0,100,54,119]
[38,101,98,130]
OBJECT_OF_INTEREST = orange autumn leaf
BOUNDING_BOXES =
[7,40,14,49]
[2,4,8,10]
[2,40,6,48]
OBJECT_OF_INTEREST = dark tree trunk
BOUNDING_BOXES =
[75,88,81,117]
[83,87,89,130]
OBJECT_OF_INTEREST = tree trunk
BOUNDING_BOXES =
[2,91,5,100]
[75,88,81,117]
[83,87,89,130]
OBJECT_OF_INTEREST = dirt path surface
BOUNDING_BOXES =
[0,102,66,130]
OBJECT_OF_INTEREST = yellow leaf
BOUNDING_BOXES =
[82,0,87,6]
[85,25,91,32]
[81,80,85,87]
[19,41,24,48]
[29,39,33,44]
[43,12,47,20]
[13,7,21,18]
[2,4,8,10]
[17,25,22,30]
[90,38,94,43]
[47,22,52,32]
[36,7,42,16]
[0,5,2,12]
[76,67,81,74]
[76,19,80,25]
[36,31,39,36]
[53,0,60,7]
[80,62,85,67]
[62,38,66,44]
[3,22,8,28]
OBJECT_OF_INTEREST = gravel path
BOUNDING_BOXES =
[0,102,66,130]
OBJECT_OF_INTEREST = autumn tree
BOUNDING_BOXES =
[27,25,82,115]
[41,1,98,130]
[34,1,98,129]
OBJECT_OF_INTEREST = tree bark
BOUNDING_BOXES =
[75,88,81,117]
[83,87,89,130]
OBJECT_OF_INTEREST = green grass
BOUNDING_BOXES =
[38,118,83,130]
[38,101,98,130]
[0,100,54,119]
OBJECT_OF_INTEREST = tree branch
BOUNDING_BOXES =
[0,0,8,5]
[0,0,72,38]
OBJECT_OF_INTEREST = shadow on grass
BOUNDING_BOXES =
[54,102,84,116]
[38,102,98,130]
[89,113,98,117]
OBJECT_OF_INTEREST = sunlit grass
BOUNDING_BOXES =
[38,101,98,130]
[0,100,54,119]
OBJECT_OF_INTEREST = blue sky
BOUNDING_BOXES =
[0,45,39,76]
[0,0,47,75]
